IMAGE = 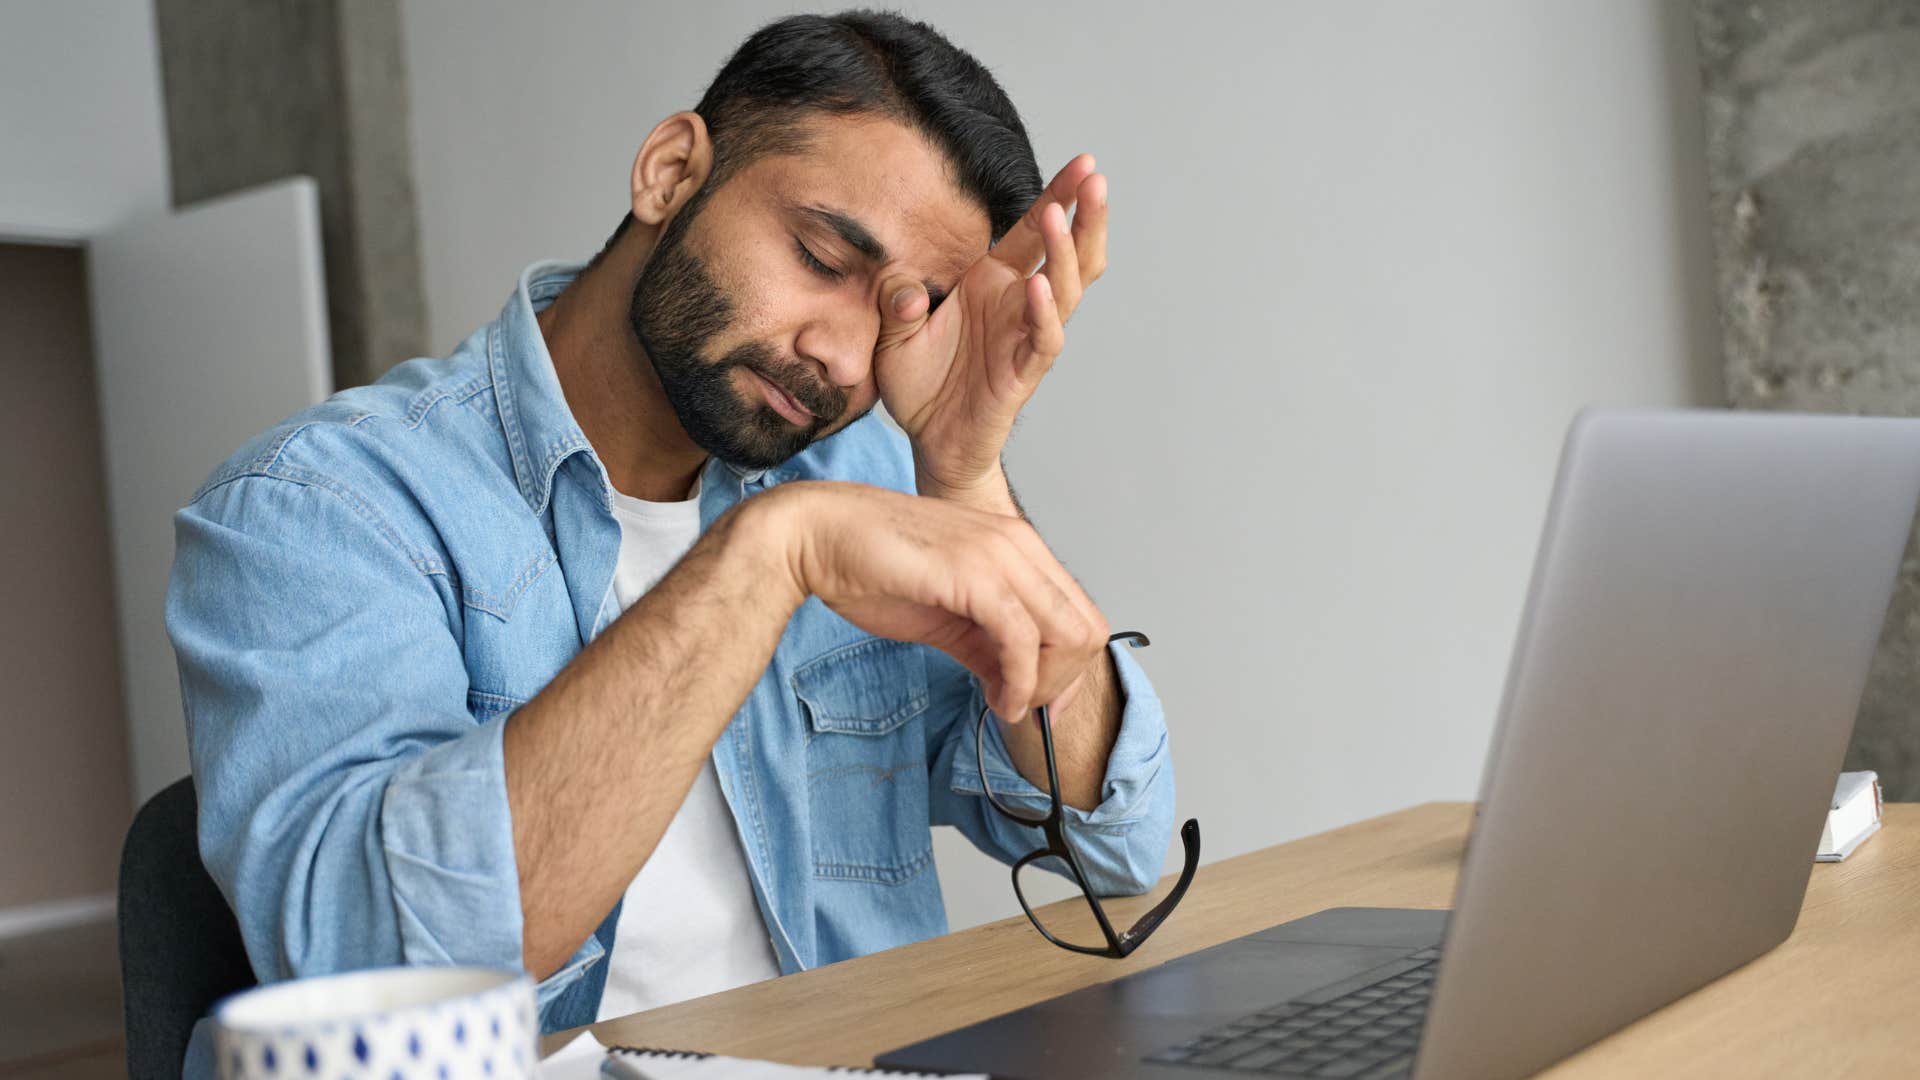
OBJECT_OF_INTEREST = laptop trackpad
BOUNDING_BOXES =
[877,909,1449,1079]
[876,941,1415,1079]
[1060,938,1417,1021]
[1072,905,1450,1022]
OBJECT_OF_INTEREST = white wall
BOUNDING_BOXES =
[89,179,334,806]
[402,0,1723,932]
[0,0,170,240]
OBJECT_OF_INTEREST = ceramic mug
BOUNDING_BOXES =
[213,966,536,1080]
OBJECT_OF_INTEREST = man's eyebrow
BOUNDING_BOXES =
[794,202,951,309]
[796,204,887,263]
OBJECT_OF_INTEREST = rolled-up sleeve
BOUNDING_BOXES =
[925,639,1176,896]
[167,472,598,1011]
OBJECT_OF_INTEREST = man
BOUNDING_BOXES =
[167,8,1175,1067]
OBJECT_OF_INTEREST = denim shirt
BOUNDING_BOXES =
[166,261,1175,1072]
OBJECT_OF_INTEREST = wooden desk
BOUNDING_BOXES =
[583,802,1919,1076]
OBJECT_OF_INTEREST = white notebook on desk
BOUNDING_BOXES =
[602,1046,986,1079]
[1816,769,1883,862]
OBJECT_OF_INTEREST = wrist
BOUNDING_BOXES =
[916,459,1019,517]
[727,484,817,614]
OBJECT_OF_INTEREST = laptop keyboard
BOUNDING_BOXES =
[1143,947,1440,1077]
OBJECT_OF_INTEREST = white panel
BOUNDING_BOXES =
[88,177,332,805]
[0,0,170,239]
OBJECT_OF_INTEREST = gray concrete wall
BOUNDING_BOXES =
[1696,0,1920,798]
[154,0,425,388]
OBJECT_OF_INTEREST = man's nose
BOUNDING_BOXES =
[794,301,880,390]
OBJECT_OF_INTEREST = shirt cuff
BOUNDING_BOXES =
[951,637,1169,831]
[379,713,601,1009]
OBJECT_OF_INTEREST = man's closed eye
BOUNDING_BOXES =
[795,239,845,282]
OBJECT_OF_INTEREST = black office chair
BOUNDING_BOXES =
[119,776,256,1080]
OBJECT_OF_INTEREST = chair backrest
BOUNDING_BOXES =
[118,776,256,1079]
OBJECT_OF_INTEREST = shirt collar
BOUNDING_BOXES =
[489,260,770,516]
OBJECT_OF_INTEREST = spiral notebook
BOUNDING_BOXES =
[601,1046,986,1079]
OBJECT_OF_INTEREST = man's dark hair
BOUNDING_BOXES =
[602,9,1042,256]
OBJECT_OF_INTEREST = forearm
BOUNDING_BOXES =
[1000,647,1122,810]
[502,498,803,978]
[917,459,1120,809]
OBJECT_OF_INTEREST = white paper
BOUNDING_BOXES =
[538,1030,607,1080]
[1818,770,1884,860]
[603,1047,985,1079]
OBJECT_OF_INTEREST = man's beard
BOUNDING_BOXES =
[627,200,851,469]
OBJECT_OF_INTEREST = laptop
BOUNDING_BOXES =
[879,409,1920,1080]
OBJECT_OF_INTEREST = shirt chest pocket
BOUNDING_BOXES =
[791,637,934,885]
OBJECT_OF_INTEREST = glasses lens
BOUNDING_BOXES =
[1014,854,1112,952]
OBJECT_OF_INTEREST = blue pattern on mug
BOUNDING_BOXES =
[214,967,534,1079]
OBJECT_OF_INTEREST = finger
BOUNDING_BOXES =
[1070,172,1108,290]
[941,622,1009,716]
[996,599,1039,721]
[971,583,1040,721]
[1037,201,1083,325]
[947,622,1004,686]
[994,524,1109,716]
[947,622,1089,725]
[992,153,1097,276]
[986,529,1103,713]
[999,522,1109,672]
[1013,273,1065,381]
[876,274,929,351]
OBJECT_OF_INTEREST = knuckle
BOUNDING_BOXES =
[983,528,1022,566]
[969,553,1011,599]
[1000,592,1036,636]
[1074,619,1100,655]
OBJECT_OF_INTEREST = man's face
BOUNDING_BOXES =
[629,114,994,469]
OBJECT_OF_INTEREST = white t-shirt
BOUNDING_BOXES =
[594,472,780,1021]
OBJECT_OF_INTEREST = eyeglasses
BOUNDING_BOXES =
[973,631,1201,957]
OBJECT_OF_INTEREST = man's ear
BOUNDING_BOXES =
[630,111,714,227]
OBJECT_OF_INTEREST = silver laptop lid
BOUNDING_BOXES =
[1415,409,1920,1080]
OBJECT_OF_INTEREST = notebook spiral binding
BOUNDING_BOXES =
[608,1046,950,1077]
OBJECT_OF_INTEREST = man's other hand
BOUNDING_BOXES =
[750,479,1109,722]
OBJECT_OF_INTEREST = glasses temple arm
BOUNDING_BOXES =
[1121,818,1201,946]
